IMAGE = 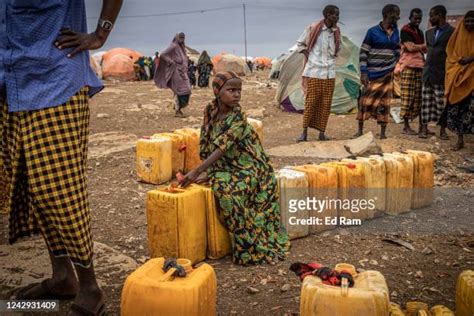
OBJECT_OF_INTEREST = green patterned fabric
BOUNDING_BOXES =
[200,107,290,265]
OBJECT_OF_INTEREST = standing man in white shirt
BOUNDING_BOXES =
[296,5,341,142]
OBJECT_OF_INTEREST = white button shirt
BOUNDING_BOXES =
[297,24,337,79]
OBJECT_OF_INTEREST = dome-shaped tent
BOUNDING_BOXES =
[212,53,250,76]
[101,48,143,81]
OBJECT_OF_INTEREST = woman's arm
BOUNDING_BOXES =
[180,148,224,187]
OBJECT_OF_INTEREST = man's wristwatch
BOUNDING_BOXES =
[98,19,114,32]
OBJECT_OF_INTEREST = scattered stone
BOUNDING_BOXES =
[382,255,389,261]
[250,302,259,306]
[435,197,444,203]
[370,260,379,266]
[97,113,110,119]
[421,247,433,255]
[391,291,398,297]
[247,286,260,294]
[281,284,291,292]
[415,271,424,278]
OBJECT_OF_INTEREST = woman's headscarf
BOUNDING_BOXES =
[202,71,241,135]
[445,12,474,105]
[198,50,212,66]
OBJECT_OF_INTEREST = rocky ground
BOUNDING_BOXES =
[0,70,473,315]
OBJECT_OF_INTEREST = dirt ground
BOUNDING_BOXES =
[0,70,473,315]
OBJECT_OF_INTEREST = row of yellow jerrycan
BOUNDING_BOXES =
[120,262,473,316]
[389,302,455,315]
[135,118,264,185]
[276,150,434,240]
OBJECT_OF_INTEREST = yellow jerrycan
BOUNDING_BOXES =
[356,156,387,217]
[291,164,338,234]
[321,161,369,222]
[276,168,309,240]
[246,117,264,142]
[405,150,434,209]
[174,128,202,173]
[382,154,413,215]
[196,185,232,260]
[456,270,474,316]
[429,305,454,315]
[389,302,406,315]
[146,185,207,264]
[152,132,186,175]
[300,263,390,316]
[406,301,429,316]
[121,258,217,316]
[136,136,172,184]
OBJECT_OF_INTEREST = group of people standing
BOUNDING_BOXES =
[298,4,473,151]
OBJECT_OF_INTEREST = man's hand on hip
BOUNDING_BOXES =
[55,29,105,58]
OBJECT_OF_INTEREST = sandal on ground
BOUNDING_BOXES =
[10,279,76,300]
[402,129,417,135]
[69,301,106,316]
[296,134,307,143]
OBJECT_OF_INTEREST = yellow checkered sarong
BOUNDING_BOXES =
[302,78,336,132]
[400,68,422,120]
[0,87,93,267]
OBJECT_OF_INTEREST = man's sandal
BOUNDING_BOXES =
[10,279,76,300]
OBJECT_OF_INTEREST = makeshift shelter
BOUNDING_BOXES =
[101,48,143,81]
[212,53,250,76]
[91,51,107,66]
[270,54,287,79]
[89,55,102,79]
[276,35,361,114]
[254,57,272,69]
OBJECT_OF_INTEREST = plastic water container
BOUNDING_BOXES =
[276,168,309,239]
[146,185,207,264]
[246,117,264,142]
[456,270,474,316]
[321,162,369,222]
[429,305,454,315]
[136,137,172,184]
[382,154,413,215]
[198,185,232,259]
[405,150,434,209]
[291,164,338,234]
[405,301,429,316]
[121,258,217,316]
[174,128,202,172]
[389,302,405,315]
[152,132,186,175]
[300,263,390,316]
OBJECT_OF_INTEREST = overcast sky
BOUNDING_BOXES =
[85,0,471,58]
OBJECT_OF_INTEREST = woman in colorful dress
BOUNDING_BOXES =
[197,50,213,88]
[180,71,290,265]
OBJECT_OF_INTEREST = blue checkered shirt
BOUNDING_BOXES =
[0,0,103,112]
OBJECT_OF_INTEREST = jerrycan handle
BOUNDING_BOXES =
[340,277,349,296]
[158,268,177,282]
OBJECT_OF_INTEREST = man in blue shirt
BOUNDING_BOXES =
[355,4,400,139]
[2,1,122,315]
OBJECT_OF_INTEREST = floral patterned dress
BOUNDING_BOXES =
[200,108,290,265]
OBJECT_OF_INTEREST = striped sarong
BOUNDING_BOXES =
[302,78,336,132]
[400,68,422,120]
[357,72,393,124]
[0,87,93,268]
[421,82,445,124]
